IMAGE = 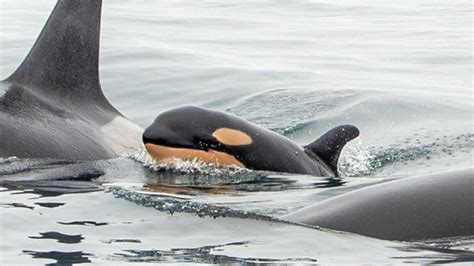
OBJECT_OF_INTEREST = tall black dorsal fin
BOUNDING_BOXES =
[305,125,360,174]
[6,0,110,105]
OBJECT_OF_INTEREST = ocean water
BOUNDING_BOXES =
[1,0,473,264]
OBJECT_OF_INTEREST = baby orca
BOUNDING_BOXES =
[143,106,359,177]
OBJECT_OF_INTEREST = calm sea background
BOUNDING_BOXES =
[1,0,473,264]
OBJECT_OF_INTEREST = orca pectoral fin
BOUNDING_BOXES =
[5,0,110,106]
[304,125,360,175]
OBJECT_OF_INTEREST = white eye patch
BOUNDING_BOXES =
[212,128,253,146]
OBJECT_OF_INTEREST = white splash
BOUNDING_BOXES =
[0,156,19,164]
[338,140,379,177]
[127,148,249,176]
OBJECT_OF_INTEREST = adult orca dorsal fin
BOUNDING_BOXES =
[304,125,360,175]
[6,0,111,106]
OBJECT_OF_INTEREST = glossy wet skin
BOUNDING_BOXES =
[282,168,474,241]
[143,108,254,152]
[143,106,341,176]
[0,0,142,160]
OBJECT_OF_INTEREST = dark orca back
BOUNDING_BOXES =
[282,169,474,241]
[5,0,115,111]
[0,0,142,160]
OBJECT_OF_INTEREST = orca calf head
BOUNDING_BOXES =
[143,106,359,176]
[142,106,255,167]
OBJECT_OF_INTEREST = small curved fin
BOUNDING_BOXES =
[305,125,360,175]
[5,0,108,104]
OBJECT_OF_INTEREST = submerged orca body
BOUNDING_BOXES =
[0,0,141,160]
[282,168,474,241]
[143,106,359,177]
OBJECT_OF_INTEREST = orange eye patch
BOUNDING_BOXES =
[212,128,252,146]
